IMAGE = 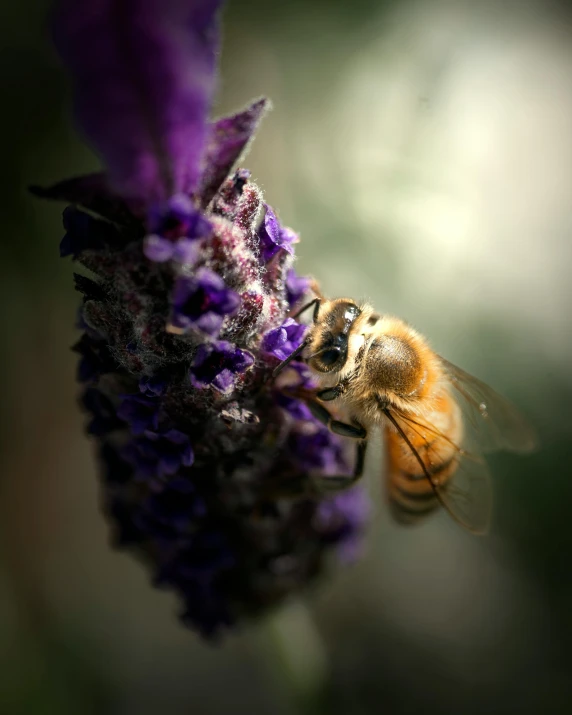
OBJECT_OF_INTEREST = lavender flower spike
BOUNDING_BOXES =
[38,0,370,639]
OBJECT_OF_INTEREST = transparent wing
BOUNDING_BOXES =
[388,409,493,535]
[439,357,538,455]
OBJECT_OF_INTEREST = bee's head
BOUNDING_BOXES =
[306,299,361,374]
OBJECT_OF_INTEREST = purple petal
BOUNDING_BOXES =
[261,327,287,353]
[258,204,297,262]
[195,313,224,336]
[164,429,189,444]
[30,172,143,227]
[228,347,254,373]
[285,268,310,307]
[264,206,281,243]
[181,446,195,467]
[198,98,270,206]
[211,368,235,393]
[53,0,224,203]
[144,235,175,262]
[171,238,201,264]
[159,454,182,475]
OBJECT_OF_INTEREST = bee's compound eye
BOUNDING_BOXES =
[320,349,340,366]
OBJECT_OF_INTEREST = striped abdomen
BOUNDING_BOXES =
[384,390,463,525]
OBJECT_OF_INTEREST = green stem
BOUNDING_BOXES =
[259,600,330,715]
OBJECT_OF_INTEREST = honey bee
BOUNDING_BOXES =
[273,295,537,534]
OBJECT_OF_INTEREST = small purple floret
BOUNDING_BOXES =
[144,194,212,264]
[285,268,310,308]
[171,268,240,336]
[190,341,254,394]
[258,205,298,262]
[148,194,212,239]
[261,318,307,361]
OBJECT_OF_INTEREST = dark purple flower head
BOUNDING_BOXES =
[190,340,254,393]
[262,318,307,361]
[38,0,370,640]
[258,205,298,262]
[171,268,240,336]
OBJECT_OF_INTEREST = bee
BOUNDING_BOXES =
[273,295,537,534]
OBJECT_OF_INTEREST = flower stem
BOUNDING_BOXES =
[259,600,330,715]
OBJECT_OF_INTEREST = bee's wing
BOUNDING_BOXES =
[439,357,538,455]
[387,409,493,535]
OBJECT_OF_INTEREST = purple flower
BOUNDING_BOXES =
[148,193,210,239]
[258,205,298,262]
[262,318,307,361]
[190,340,254,393]
[39,0,370,640]
[171,268,240,336]
[285,268,310,308]
[144,193,212,263]
[144,235,202,264]
[117,395,160,435]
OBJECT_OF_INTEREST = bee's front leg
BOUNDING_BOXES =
[307,400,366,439]
[305,399,368,493]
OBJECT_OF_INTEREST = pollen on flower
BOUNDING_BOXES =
[40,0,370,640]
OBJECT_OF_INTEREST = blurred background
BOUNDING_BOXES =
[1,0,572,712]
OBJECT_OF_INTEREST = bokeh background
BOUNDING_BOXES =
[2,0,572,712]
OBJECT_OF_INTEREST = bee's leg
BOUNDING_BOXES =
[272,340,309,378]
[309,439,368,494]
[306,399,368,493]
[315,381,347,402]
[307,400,366,440]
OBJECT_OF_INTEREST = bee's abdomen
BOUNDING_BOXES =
[387,450,456,524]
[384,393,461,526]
